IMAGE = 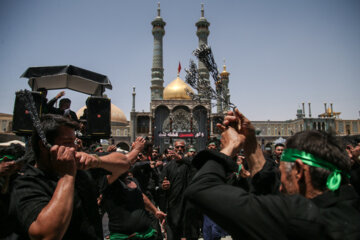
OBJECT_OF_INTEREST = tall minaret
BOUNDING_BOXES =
[151,3,166,100]
[196,4,210,95]
[220,60,230,112]
[131,87,136,112]
[131,87,136,143]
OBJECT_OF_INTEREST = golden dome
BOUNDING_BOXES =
[327,107,332,115]
[163,76,194,100]
[220,64,229,77]
[76,103,127,123]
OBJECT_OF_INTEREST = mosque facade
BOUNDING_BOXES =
[130,4,228,152]
[252,103,360,145]
[128,4,360,152]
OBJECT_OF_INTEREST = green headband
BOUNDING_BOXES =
[0,155,15,162]
[188,148,196,152]
[280,148,348,191]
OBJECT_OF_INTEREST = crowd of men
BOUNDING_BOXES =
[1,103,360,240]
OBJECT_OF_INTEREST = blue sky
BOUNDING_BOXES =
[0,0,359,121]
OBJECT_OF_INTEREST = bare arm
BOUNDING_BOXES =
[244,144,266,177]
[143,193,166,223]
[76,137,145,184]
[47,91,65,108]
[143,193,158,214]
[28,146,76,240]
[220,109,265,177]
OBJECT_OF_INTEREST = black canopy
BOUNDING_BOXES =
[21,65,112,96]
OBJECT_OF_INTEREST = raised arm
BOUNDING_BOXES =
[47,91,65,108]
[220,109,266,176]
[76,137,145,183]
[28,145,77,240]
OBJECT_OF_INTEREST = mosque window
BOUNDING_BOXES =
[116,129,120,136]
[338,121,344,133]
[346,124,351,135]
[261,127,266,136]
[124,129,128,136]
[352,122,358,133]
[137,116,150,133]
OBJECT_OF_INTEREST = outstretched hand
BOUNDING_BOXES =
[132,137,146,152]
[218,109,265,176]
[56,91,65,99]
[219,108,257,155]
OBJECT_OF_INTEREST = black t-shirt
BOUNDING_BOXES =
[350,162,360,195]
[132,161,159,199]
[9,164,103,240]
[100,176,152,234]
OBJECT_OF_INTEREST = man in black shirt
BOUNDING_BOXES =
[345,139,360,195]
[10,114,145,239]
[0,143,25,239]
[100,171,166,239]
[185,109,360,239]
[38,88,65,114]
[160,140,200,240]
[273,143,285,164]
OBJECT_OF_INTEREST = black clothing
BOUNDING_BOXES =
[160,159,192,226]
[160,158,200,240]
[350,162,360,195]
[100,176,153,235]
[226,157,280,194]
[9,164,103,240]
[185,150,360,240]
[132,161,159,201]
[48,104,79,122]
[0,175,17,238]
[39,96,57,114]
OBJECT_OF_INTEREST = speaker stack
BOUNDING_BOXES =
[12,91,43,135]
[86,97,111,139]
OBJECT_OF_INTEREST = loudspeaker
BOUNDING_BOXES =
[86,97,111,138]
[12,91,43,135]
